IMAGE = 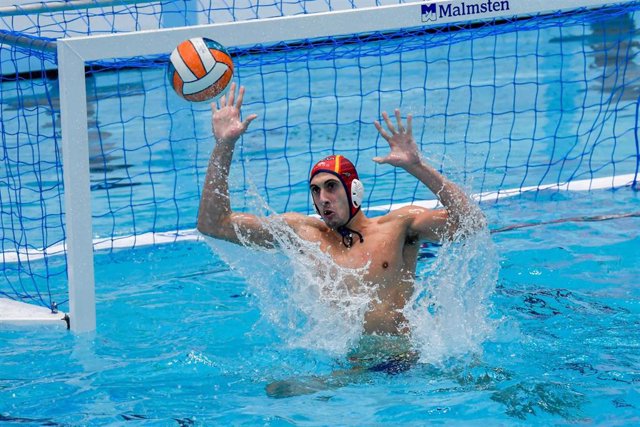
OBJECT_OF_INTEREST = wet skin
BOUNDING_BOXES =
[307,172,420,334]
[198,84,481,336]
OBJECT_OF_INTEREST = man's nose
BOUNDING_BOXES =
[319,190,330,205]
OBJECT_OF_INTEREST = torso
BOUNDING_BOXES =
[298,212,421,335]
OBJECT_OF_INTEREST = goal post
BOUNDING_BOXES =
[57,41,95,333]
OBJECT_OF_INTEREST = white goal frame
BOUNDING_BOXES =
[55,0,622,332]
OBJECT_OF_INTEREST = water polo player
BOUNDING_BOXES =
[197,82,484,376]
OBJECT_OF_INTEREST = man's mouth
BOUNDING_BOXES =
[323,209,334,218]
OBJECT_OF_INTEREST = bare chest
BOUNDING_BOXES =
[320,232,407,276]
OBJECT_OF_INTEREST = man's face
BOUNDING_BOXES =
[309,172,350,229]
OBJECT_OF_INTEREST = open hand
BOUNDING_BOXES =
[373,109,421,170]
[212,82,257,145]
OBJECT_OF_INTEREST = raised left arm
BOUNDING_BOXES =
[373,109,485,241]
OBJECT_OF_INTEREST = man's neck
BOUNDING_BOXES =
[334,212,367,248]
[338,211,366,230]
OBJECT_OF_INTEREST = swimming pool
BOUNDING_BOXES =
[2,3,640,425]
[1,188,638,424]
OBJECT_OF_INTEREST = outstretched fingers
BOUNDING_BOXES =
[394,109,405,133]
[378,109,413,137]
[372,154,390,164]
[373,109,417,166]
[227,82,237,107]
[235,84,246,109]
[382,111,397,135]
[236,85,256,129]
[215,82,249,112]
[374,120,391,141]
[373,114,394,164]
[242,113,258,130]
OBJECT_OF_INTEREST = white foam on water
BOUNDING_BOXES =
[402,156,501,365]
[405,225,499,365]
[204,179,500,362]
[204,188,376,357]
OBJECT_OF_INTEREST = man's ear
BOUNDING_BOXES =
[351,179,364,208]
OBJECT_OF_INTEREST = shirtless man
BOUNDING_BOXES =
[197,83,482,338]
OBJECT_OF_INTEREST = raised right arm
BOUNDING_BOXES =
[197,83,318,246]
[196,82,267,244]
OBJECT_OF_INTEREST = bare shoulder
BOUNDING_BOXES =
[379,205,449,242]
[378,205,434,224]
[279,212,327,237]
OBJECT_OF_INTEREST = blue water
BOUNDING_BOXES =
[1,189,639,424]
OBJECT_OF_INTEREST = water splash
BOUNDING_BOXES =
[204,177,499,362]
[204,182,376,356]
[405,227,499,364]
[403,171,500,364]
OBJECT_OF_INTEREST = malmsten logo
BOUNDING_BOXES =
[421,1,510,22]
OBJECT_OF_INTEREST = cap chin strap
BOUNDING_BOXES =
[312,204,364,248]
[342,178,364,247]
[337,225,364,248]
[337,198,364,247]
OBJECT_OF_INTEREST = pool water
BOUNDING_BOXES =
[1,188,638,425]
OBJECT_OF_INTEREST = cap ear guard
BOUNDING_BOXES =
[350,179,364,209]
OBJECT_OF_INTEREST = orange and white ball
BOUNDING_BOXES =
[168,37,234,102]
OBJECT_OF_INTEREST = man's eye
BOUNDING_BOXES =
[327,182,335,189]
